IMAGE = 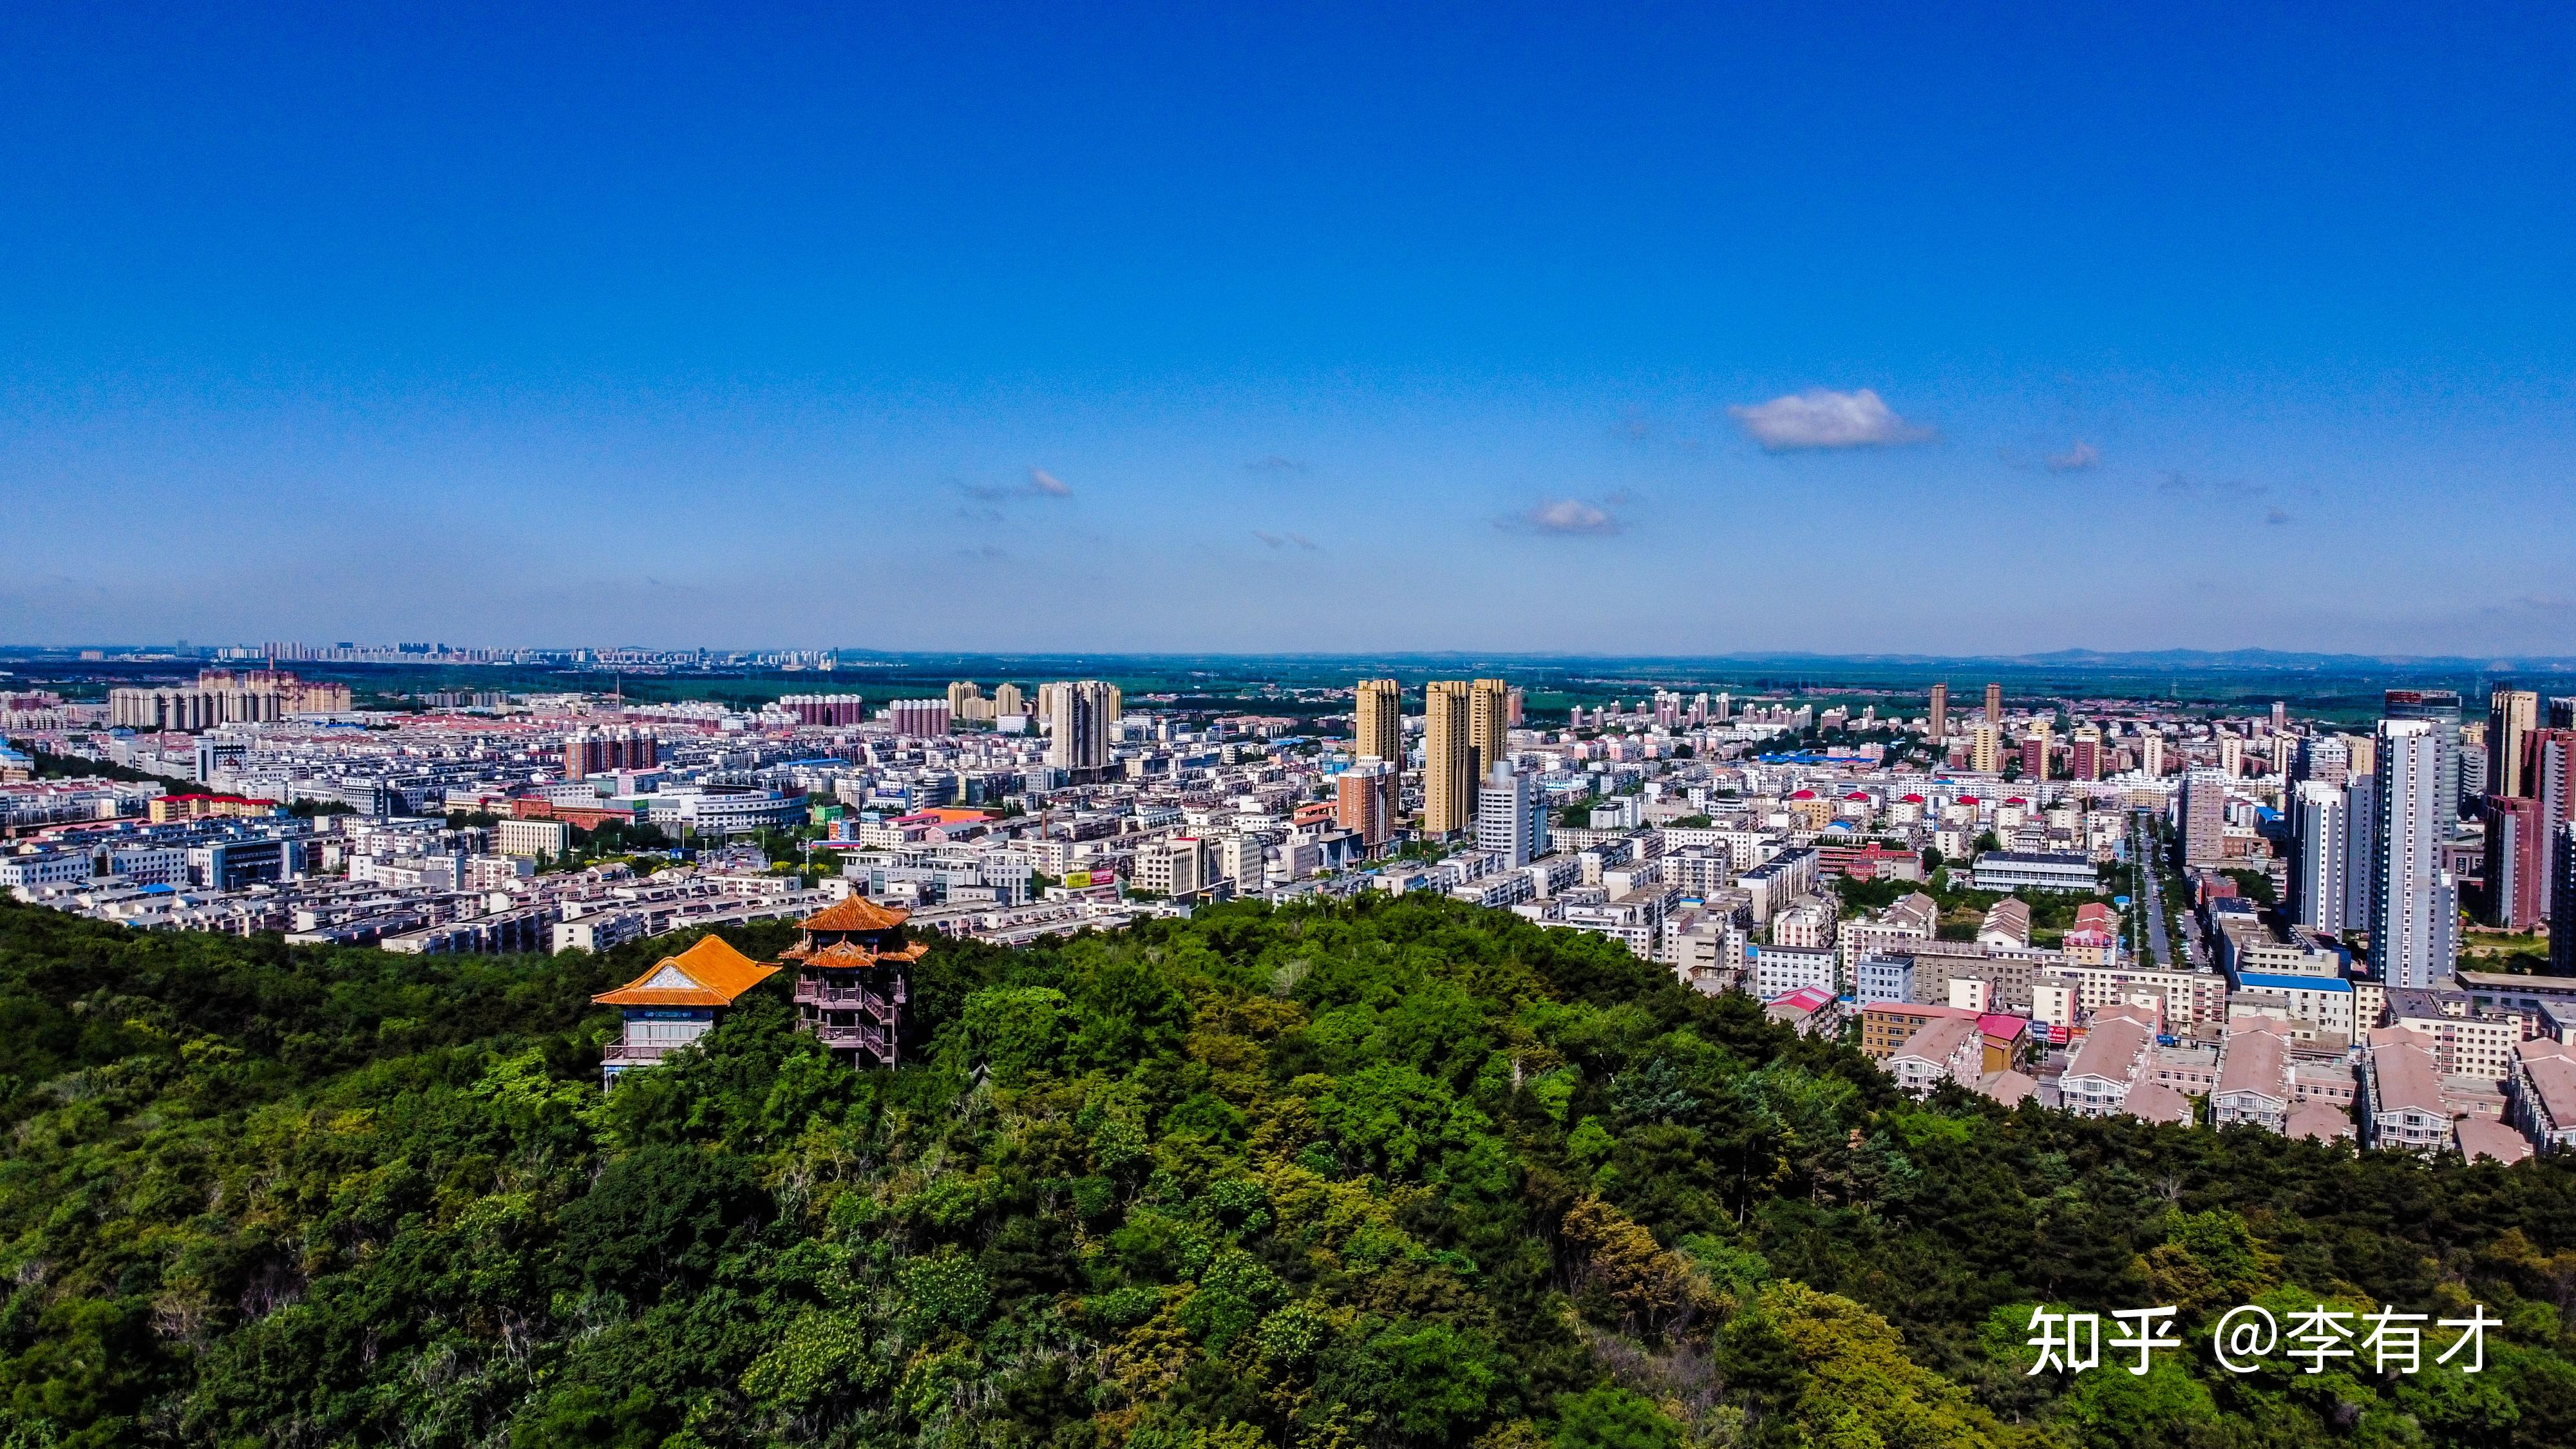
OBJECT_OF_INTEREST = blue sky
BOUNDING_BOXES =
[5,3,2572,655]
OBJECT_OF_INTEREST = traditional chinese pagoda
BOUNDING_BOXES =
[592,934,779,1084]
[781,895,927,1068]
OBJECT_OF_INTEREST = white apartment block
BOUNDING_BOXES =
[1749,943,1839,999]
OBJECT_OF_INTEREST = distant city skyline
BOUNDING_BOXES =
[5,6,2572,652]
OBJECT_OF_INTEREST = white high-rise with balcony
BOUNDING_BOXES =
[2370,719,2457,990]
[2289,780,2348,933]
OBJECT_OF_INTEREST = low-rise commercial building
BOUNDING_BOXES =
[497,817,571,861]
[2385,987,2521,1082]
[1971,851,2099,893]
[2225,972,2356,1043]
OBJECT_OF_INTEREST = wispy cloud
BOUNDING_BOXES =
[1728,388,1932,451]
[1253,530,1321,551]
[953,468,1075,507]
[1245,456,1307,475]
[1506,498,1624,536]
[2046,439,2101,473]
[2264,507,2292,526]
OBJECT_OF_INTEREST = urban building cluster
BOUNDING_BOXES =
[7,663,2575,1154]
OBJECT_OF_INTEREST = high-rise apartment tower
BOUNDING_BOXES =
[1469,678,1511,781]
[1421,681,1475,837]
[1354,679,1402,763]
[2371,719,2458,990]
[2490,688,2539,800]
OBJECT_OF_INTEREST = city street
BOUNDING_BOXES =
[2130,810,2180,969]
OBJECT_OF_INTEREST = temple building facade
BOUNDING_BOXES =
[592,934,779,1084]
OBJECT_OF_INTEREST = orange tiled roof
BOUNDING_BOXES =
[800,940,884,967]
[593,934,779,1007]
[798,896,911,932]
[918,807,993,825]
[784,938,931,969]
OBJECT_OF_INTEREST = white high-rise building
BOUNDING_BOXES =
[1475,763,1546,868]
[1042,681,1117,772]
[2382,690,2463,842]
[2342,770,2378,932]
[2370,719,2457,990]
[2288,781,2348,933]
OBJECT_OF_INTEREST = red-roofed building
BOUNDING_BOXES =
[1765,984,1844,1037]
[1817,841,1924,882]
[512,795,637,831]
[2063,927,2117,966]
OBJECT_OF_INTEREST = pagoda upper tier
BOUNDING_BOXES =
[780,894,930,969]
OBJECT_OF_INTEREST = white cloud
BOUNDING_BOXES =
[2047,439,2101,472]
[1515,498,1622,536]
[1026,467,1072,496]
[1728,388,1931,451]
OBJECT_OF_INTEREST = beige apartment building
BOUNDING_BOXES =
[1354,678,1402,763]
[1421,681,1475,836]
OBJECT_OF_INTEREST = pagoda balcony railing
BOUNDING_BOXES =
[793,981,904,1015]
[794,967,907,999]
[806,1021,898,1063]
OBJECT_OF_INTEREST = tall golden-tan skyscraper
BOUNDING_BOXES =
[1354,678,1402,762]
[2491,688,2539,798]
[1423,681,1475,836]
[1469,677,1510,779]
[1984,682,2003,725]
[1927,683,1948,741]
[1970,722,2001,775]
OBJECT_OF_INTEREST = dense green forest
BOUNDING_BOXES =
[2,894,2573,1448]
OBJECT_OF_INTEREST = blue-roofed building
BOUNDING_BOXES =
[2227,971,2355,1043]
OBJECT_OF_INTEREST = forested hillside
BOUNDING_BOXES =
[2,893,2573,1448]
